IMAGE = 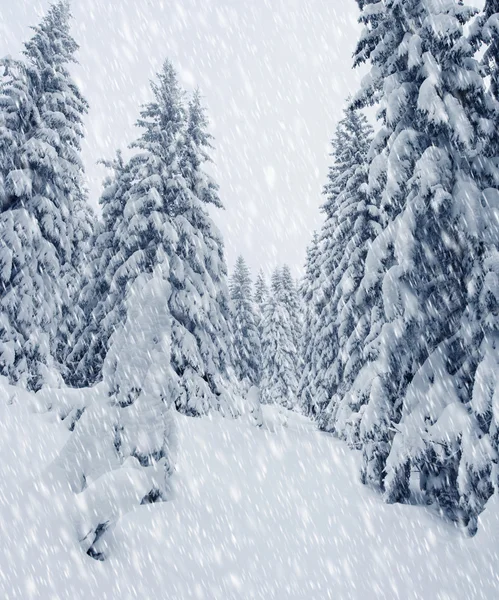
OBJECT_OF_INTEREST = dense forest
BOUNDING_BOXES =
[1,1,499,597]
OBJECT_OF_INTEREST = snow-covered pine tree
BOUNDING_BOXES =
[298,231,322,417]
[54,186,95,379]
[300,107,375,431]
[322,110,380,440]
[254,268,268,333]
[172,85,237,415]
[458,243,499,534]
[280,264,302,354]
[349,0,499,524]
[66,151,132,388]
[260,267,299,408]
[58,62,239,558]
[69,60,187,408]
[451,1,499,533]
[183,87,222,208]
[87,61,236,417]
[0,1,90,391]
[230,255,261,388]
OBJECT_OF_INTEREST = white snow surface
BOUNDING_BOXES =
[0,380,498,600]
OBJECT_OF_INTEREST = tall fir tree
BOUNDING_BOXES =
[453,2,499,533]
[299,107,376,429]
[170,84,236,415]
[298,231,322,417]
[0,1,91,390]
[260,268,299,408]
[254,268,268,333]
[67,151,132,387]
[347,0,499,527]
[59,62,238,556]
[55,185,95,378]
[74,61,236,416]
[230,256,261,388]
[280,264,302,354]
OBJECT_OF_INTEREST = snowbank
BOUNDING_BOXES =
[0,380,498,599]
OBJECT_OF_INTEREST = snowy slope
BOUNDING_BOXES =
[0,383,498,600]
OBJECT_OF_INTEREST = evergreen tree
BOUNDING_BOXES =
[101,62,184,411]
[182,87,222,208]
[171,84,236,415]
[322,108,378,438]
[0,1,90,390]
[298,231,322,417]
[260,268,299,408]
[280,264,302,353]
[299,107,375,429]
[348,0,499,525]
[67,151,132,387]
[458,244,499,534]
[254,268,268,333]
[54,186,95,378]
[230,256,261,388]
[75,61,236,416]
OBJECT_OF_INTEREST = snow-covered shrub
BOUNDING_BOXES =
[57,266,178,559]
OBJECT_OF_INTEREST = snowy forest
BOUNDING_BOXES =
[1,0,499,598]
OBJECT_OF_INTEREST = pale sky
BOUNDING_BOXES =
[1,0,366,277]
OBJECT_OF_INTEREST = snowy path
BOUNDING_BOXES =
[0,394,497,599]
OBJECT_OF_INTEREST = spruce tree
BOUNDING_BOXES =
[458,245,499,534]
[298,231,322,417]
[182,87,222,208]
[280,264,302,354]
[59,62,238,556]
[300,107,375,430]
[260,268,299,408]
[349,0,499,524]
[322,109,378,438]
[75,61,236,416]
[0,1,90,390]
[230,256,261,388]
[55,186,95,379]
[254,268,268,333]
[172,85,236,415]
[67,151,132,387]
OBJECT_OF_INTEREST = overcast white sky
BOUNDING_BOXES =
[1,0,366,277]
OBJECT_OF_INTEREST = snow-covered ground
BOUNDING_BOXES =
[0,383,498,600]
